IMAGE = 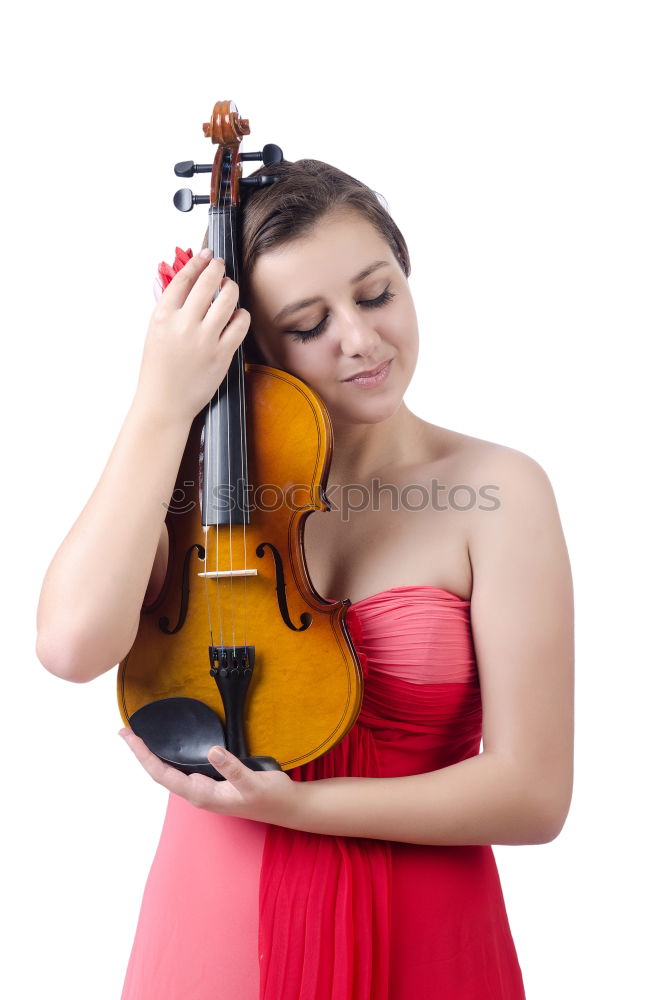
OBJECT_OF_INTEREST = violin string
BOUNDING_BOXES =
[202,418,215,653]
[208,207,223,654]
[216,199,229,654]
[215,200,225,652]
[231,153,250,662]
[222,175,237,654]
[239,255,249,665]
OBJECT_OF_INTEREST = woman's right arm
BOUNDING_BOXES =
[36,401,190,683]
[36,251,251,683]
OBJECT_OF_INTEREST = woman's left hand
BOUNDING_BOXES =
[119,727,302,826]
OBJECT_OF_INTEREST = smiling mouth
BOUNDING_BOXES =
[343,359,392,381]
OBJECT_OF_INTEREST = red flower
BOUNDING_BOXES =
[154,246,194,299]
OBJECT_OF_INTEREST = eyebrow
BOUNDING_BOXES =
[272,260,390,324]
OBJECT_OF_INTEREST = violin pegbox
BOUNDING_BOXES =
[173,99,284,213]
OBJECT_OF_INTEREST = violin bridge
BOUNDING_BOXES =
[197,569,259,579]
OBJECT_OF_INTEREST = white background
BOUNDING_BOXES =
[2,1,660,997]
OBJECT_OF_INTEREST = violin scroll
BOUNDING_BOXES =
[174,99,283,213]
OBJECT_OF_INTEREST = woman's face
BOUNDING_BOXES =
[246,208,419,425]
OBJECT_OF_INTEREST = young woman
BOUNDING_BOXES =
[37,159,574,999]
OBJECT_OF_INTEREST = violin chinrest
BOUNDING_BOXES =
[129,697,226,777]
[128,697,281,779]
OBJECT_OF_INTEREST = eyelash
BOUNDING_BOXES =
[288,286,396,343]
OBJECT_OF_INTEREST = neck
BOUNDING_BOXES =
[327,402,427,485]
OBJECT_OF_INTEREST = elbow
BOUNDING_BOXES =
[35,631,115,684]
[529,787,573,845]
[542,802,572,843]
[527,816,566,845]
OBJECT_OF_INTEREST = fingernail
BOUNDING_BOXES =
[198,247,212,259]
[209,747,226,762]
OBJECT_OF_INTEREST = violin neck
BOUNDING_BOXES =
[201,205,250,528]
[208,203,241,283]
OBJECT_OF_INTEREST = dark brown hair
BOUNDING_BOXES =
[204,158,411,362]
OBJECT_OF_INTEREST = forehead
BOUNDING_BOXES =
[250,209,394,294]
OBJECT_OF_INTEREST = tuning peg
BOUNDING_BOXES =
[239,143,284,166]
[239,175,281,190]
[174,160,213,177]
[174,188,211,213]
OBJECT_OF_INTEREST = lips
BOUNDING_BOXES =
[343,359,391,381]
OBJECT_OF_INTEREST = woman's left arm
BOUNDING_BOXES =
[287,447,575,846]
[121,448,574,847]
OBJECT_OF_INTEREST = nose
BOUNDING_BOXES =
[337,308,382,358]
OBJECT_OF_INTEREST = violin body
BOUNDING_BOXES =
[118,360,363,771]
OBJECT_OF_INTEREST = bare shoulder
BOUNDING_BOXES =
[421,424,558,506]
[430,424,551,478]
[425,425,560,521]
[421,422,569,595]
[459,436,563,540]
[451,431,573,617]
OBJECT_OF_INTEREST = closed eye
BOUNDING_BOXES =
[287,286,396,343]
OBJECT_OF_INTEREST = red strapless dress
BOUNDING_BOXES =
[121,586,526,999]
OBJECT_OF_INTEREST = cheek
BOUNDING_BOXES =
[283,342,335,383]
[388,299,418,349]
[252,332,330,384]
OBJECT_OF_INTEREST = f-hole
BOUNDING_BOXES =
[256,542,313,631]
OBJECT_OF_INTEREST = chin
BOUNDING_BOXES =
[326,391,405,426]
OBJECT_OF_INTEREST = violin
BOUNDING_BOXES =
[117,100,363,779]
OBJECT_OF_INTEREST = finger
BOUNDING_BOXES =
[182,257,239,322]
[160,250,217,311]
[119,727,203,801]
[203,304,251,345]
[208,746,253,791]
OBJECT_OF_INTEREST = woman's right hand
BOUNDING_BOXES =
[135,250,251,426]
